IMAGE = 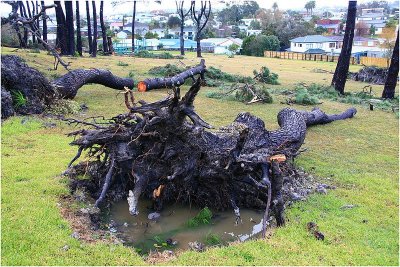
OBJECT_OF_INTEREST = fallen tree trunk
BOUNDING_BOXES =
[54,69,134,99]
[137,59,206,92]
[1,55,134,118]
[66,72,357,228]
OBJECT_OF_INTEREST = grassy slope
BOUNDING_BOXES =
[1,47,398,265]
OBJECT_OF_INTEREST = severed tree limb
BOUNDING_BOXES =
[137,59,206,91]
[95,158,115,207]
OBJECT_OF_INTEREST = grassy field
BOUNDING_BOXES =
[1,47,399,265]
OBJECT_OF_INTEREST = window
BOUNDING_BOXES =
[298,43,302,47]
[317,43,322,48]
[368,41,374,46]
[354,41,363,46]
[329,42,335,48]
[306,43,313,49]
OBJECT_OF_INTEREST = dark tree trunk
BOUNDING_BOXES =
[65,66,357,227]
[176,0,191,56]
[76,1,82,56]
[35,1,40,39]
[191,1,211,58]
[54,1,68,55]
[25,1,36,43]
[382,31,399,99]
[1,54,134,118]
[86,1,92,55]
[64,1,75,55]
[100,1,108,54]
[91,0,97,57]
[132,0,136,53]
[41,1,47,42]
[19,2,28,47]
[137,59,206,92]
[331,1,357,94]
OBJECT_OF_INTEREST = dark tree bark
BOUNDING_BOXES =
[86,0,92,55]
[132,0,136,53]
[64,1,75,55]
[382,31,399,99]
[331,1,357,94]
[41,1,47,42]
[35,1,40,39]
[1,55,134,119]
[76,1,82,56]
[54,1,68,54]
[100,1,108,54]
[25,1,36,43]
[65,68,357,227]
[176,0,191,56]
[91,0,97,57]
[191,0,211,58]
[137,59,206,92]
[7,1,24,48]
[19,1,29,47]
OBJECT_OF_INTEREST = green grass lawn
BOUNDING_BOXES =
[1,47,399,265]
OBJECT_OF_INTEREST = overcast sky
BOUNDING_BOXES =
[0,0,394,18]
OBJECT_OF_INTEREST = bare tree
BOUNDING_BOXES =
[91,0,97,57]
[65,1,75,55]
[86,1,92,54]
[132,0,137,53]
[41,1,47,42]
[331,1,357,94]
[176,0,191,56]
[19,2,29,46]
[191,0,211,58]
[76,1,82,56]
[54,1,68,54]
[382,31,399,99]
[100,1,108,54]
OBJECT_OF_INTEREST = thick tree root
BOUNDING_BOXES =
[65,73,357,227]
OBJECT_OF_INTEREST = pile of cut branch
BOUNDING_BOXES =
[349,66,388,84]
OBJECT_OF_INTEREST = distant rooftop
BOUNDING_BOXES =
[290,35,336,43]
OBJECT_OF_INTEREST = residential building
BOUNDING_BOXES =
[316,19,341,34]
[289,35,339,53]
[110,22,123,31]
[123,22,149,36]
[158,38,197,50]
[246,29,262,36]
[200,38,242,54]
[356,8,388,34]
[150,28,166,38]
[170,27,196,40]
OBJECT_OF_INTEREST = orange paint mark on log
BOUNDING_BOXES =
[267,154,286,162]
[153,184,165,199]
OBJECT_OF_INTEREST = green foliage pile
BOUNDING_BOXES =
[253,66,280,85]
[207,84,273,104]
[206,66,253,86]
[204,233,224,246]
[187,207,213,227]
[117,61,129,67]
[148,64,185,77]
[293,87,321,105]
[135,50,174,59]
[46,99,82,115]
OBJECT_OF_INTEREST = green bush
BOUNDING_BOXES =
[11,91,27,108]
[187,207,212,227]
[204,233,223,246]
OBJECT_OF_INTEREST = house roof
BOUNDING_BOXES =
[317,19,341,25]
[318,24,340,29]
[124,22,149,28]
[290,35,336,43]
[159,38,197,49]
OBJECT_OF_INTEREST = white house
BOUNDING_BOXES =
[240,18,261,27]
[170,26,196,40]
[289,35,339,53]
[150,28,166,38]
[123,22,149,36]
[246,29,262,36]
[200,38,242,54]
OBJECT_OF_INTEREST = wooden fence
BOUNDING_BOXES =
[264,50,390,67]
[264,50,357,64]
[359,57,390,68]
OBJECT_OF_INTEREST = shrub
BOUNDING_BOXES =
[294,88,321,105]
[204,233,223,246]
[11,90,27,108]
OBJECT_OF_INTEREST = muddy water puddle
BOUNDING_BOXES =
[110,199,265,253]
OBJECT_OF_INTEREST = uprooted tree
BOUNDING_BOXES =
[65,59,357,232]
[1,55,134,119]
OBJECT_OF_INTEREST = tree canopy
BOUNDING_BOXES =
[242,34,280,57]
